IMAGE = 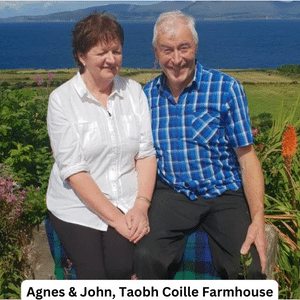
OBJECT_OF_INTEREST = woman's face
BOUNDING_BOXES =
[78,39,122,83]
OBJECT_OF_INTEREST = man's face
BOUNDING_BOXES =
[154,21,197,91]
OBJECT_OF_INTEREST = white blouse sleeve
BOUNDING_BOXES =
[135,84,156,160]
[47,91,90,181]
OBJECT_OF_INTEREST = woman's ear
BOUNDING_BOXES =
[77,52,86,67]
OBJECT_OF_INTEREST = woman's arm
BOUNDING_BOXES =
[67,171,134,241]
[125,156,157,243]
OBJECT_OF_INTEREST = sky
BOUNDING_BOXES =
[0,0,296,19]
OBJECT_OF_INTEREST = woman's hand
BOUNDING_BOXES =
[67,172,139,242]
[125,198,150,243]
[112,214,136,241]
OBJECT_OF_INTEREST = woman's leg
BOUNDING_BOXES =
[48,211,107,279]
[102,226,135,279]
[45,216,76,279]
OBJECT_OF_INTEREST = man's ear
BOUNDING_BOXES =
[194,43,198,56]
[153,47,158,59]
[153,48,160,68]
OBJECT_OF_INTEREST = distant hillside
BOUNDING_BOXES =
[1,1,300,23]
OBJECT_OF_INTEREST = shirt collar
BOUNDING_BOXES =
[73,71,124,103]
[156,60,203,92]
[193,61,203,90]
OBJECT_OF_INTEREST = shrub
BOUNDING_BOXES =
[251,112,273,132]
[12,82,26,90]
[0,88,53,190]
[0,82,10,88]
[277,64,300,75]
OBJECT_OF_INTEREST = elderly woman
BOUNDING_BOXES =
[46,13,156,279]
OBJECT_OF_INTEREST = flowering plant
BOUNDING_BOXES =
[0,173,31,298]
[0,163,47,299]
[251,99,300,299]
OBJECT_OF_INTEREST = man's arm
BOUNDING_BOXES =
[235,144,267,273]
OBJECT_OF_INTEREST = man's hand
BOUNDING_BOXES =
[240,218,267,274]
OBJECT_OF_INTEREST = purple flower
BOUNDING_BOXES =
[0,177,5,185]
[6,194,18,204]
[47,72,55,84]
[0,176,26,204]
[14,206,23,218]
[252,128,260,137]
[20,190,26,201]
[35,74,44,86]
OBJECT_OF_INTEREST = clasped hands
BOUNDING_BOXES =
[114,197,150,244]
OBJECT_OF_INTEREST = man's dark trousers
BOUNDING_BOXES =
[134,179,266,279]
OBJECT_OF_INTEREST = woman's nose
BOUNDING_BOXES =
[106,51,116,63]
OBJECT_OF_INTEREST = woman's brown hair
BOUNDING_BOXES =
[72,12,124,71]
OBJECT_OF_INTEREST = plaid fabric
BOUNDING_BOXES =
[45,217,218,280]
[44,217,76,280]
[175,228,220,280]
[143,62,253,200]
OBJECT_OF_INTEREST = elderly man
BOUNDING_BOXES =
[134,11,267,279]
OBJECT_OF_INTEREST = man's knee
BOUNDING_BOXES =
[106,261,133,279]
[134,244,170,278]
[134,244,157,265]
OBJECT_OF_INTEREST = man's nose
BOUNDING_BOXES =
[172,50,182,65]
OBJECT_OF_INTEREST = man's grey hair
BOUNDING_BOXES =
[152,11,198,47]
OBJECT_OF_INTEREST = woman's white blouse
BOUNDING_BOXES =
[46,72,156,231]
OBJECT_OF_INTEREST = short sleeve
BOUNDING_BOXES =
[224,80,253,148]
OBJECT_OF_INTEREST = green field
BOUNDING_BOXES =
[0,67,299,121]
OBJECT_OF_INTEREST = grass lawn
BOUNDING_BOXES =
[224,69,300,121]
[245,83,300,121]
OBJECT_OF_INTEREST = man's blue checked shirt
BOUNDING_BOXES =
[143,62,253,200]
